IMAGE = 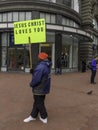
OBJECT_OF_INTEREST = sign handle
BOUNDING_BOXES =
[28,37,32,68]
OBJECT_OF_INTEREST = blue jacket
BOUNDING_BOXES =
[91,59,97,71]
[30,59,51,95]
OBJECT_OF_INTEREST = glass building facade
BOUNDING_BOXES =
[0,0,97,73]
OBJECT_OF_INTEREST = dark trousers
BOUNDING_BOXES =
[55,67,62,74]
[30,95,47,119]
[91,70,96,83]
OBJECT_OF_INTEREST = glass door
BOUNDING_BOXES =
[39,43,55,68]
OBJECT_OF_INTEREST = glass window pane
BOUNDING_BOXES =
[40,0,49,1]
[46,13,50,23]
[8,12,13,22]
[74,22,79,28]
[40,13,45,19]
[1,33,7,46]
[62,17,67,25]
[62,34,73,68]
[72,37,78,67]
[3,13,7,22]
[0,14,2,22]
[19,12,25,21]
[26,12,31,20]
[73,0,79,13]
[13,12,18,21]
[69,20,73,26]
[25,47,30,68]
[66,19,70,26]
[50,0,56,3]
[51,14,56,23]
[63,0,71,7]
[46,32,55,42]
[1,47,7,66]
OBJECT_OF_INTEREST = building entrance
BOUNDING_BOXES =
[39,43,55,68]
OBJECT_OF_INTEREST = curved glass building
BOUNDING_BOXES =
[0,0,98,72]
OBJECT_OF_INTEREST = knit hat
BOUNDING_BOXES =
[38,52,48,60]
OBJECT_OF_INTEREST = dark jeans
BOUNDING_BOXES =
[30,95,47,119]
[91,70,96,83]
[55,67,62,74]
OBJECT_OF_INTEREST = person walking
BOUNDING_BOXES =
[90,56,98,84]
[23,52,52,124]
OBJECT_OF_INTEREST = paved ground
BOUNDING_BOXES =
[0,70,98,130]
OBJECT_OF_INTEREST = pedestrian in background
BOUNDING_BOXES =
[23,52,52,124]
[81,59,86,72]
[55,56,62,74]
[61,52,66,67]
[90,56,98,84]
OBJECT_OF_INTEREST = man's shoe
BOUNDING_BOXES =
[23,116,36,123]
[87,90,93,95]
[39,116,47,124]
[91,82,96,84]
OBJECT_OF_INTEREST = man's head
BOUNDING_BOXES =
[38,52,48,60]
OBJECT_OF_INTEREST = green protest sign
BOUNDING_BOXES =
[14,18,46,44]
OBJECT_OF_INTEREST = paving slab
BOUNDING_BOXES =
[0,71,98,130]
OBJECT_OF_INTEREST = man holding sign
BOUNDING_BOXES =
[23,52,52,124]
[14,18,46,68]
